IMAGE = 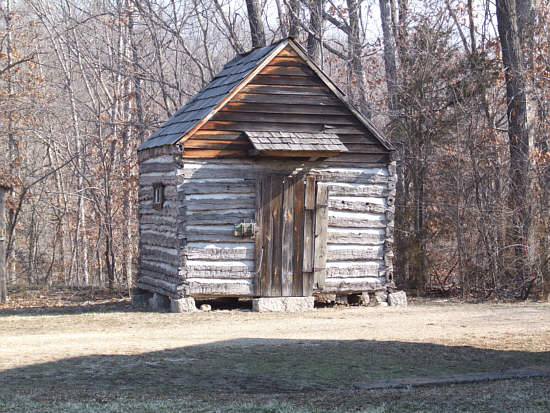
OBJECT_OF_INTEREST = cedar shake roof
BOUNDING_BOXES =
[245,131,348,153]
[138,38,393,151]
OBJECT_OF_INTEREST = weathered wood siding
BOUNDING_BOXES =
[137,146,184,298]
[178,158,396,297]
[183,45,388,164]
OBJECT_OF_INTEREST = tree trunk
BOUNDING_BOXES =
[346,0,371,118]
[379,0,399,113]
[306,0,324,63]
[379,0,408,288]
[496,0,537,297]
[0,187,8,303]
[245,0,266,48]
[288,0,301,38]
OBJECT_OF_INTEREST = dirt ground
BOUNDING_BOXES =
[1,291,549,412]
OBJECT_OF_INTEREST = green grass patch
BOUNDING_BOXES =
[1,378,549,413]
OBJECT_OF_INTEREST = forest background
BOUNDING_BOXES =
[0,0,548,302]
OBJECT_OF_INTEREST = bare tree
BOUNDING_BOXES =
[496,0,538,297]
[245,0,266,47]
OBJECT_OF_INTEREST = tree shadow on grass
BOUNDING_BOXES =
[1,338,549,402]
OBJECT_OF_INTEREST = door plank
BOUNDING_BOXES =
[304,176,316,211]
[314,183,329,290]
[292,177,305,296]
[302,176,316,296]
[260,176,273,296]
[254,177,264,296]
[281,178,294,296]
[270,177,284,296]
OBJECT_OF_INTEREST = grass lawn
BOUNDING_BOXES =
[1,293,549,412]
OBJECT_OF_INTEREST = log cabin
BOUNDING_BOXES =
[136,38,396,311]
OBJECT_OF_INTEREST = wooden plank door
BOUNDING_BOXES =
[254,175,327,297]
[255,175,306,296]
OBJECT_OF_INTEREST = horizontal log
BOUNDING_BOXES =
[183,149,248,159]
[233,92,341,106]
[191,130,245,139]
[139,268,182,284]
[323,154,390,163]
[212,111,360,126]
[138,146,179,162]
[241,84,333,96]
[278,47,299,57]
[136,281,181,299]
[184,210,255,225]
[141,244,179,257]
[140,162,176,174]
[139,214,177,226]
[326,261,384,278]
[269,56,308,66]
[184,260,254,279]
[137,276,183,296]
[185,224,237,236]
[260,64,316,76]
[223,102,350,116]
[184,139,251,150]
[201,121,366,134]
[140,207,179,218]
[313,167,389,182]
[181,162,390,183]
[139,175,177,186]
[141,231,180,248]
[319,158,391,168]
[141,200,178,210]
[141,250,180,267]
[140,223,178,234]
[327,183,388,197]
[321,277,386,293]
[338,134,380,145]
[328,198,386,214]
[183,182,255,195]
[328,213,386,229]
[250,74,323,87]
[327,229,386,245]
[186,244,255,260]
[140,262,180,278]
[327,245,384,261]
[183,278,254,297]
[184,197,254,211]
[183,232,253,243]
[344,143,388,154]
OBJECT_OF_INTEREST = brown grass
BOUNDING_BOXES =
[0,294,549,412]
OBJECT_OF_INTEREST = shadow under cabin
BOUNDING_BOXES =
[135,38,398,312]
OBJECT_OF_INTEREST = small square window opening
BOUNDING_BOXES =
[153,183,164,210]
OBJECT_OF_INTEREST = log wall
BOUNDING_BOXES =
[178,158,396,297]
[137,146,185,298]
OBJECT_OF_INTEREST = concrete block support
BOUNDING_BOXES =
[170,297,198,313]
[388,291,408,307]
[252,296,315,312]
